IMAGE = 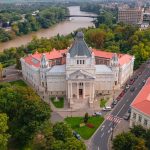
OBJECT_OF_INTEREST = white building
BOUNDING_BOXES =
[130,78,150,129]
[21,32,134,108]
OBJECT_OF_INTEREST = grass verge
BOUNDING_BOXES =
[51,97,64,108]
[10,80,27,87]
[65,116,104,140]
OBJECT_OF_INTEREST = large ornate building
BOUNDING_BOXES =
[21,32,134,108]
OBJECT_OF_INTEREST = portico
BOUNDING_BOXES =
[67,70,95,108]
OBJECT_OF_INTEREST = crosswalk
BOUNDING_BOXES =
[106,115,122,124]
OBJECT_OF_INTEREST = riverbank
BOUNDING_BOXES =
[0,6,95,52]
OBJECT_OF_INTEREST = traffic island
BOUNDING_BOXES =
[65,116,104,140]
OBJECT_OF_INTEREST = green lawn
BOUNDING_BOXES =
[65,116,104,140]
[10,80,27,87]
[50,97,64,108]
[100,99,107,108]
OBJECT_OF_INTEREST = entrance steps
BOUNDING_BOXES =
[71,98,89,110]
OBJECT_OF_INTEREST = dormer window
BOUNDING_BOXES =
[77,60,85,64]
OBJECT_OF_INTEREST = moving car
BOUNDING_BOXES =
[130,87,135,92]
[73,131,81,140]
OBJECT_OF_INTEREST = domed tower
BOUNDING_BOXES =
[66,32,95,75]
[40,54,50,91]
[111,53,119,86]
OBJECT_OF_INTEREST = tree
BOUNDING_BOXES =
[112,132,141,150]
[64,137,86,150]
[130,125,146,138]
[84,112,89,123]
[32,121,55,150]
[0,63,3,80]
[0,113,10,150]
[0,84,51,148]
[133,139,148,150]
[53,122,72,142]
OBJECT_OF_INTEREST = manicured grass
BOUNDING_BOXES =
[10,80,27,87]
[51,97,64,108]
[100,99,107,107]
[65,116,104,140]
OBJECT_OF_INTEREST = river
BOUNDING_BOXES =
[0,6,95,52]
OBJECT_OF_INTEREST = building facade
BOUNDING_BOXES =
[21,32,134,108]
[118,7,144,25]
[130,78,150,129]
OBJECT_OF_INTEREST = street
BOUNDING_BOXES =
[91,61,150,150]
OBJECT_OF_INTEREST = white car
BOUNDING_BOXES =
[102,106,112,111]
[93,112,102,116]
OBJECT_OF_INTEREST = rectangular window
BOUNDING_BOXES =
[77,60,79,64]
[138,115,142,122]
[144,119,148,126]
[133,113,136,119]
[80,60,82,64]
[83,60,85,64]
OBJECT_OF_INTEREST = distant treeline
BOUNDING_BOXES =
[0,3,69,42]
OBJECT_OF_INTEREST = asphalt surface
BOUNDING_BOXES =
[91,61,150,150]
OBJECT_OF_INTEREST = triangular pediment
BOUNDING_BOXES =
[67,70,95,80]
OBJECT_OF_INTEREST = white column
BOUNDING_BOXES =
[89,82,91,101]
[67,82,70,99]
[71,82,72,99]
[83,82,85,99]
[77,82,79,99]
[92,82,94,99]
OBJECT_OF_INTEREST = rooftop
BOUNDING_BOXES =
[95,65,112,73]
[131,78,150,116]
[68,32,92,57]
[23,48,133,68]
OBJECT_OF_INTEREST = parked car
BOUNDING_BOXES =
[123,112,130,120]
[92,111,102,116]
[128,108,131,113]
[129,79,135,85]
[125,84,130,90]
[73,131,81,140]
[142,80,146,85]
[138,71,142,75]
[112,100,118,105]
[130,87,135,92]
[134,75,138,80]
[102,106,112,111]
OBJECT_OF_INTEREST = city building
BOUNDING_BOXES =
[118,7,144,25]
[21,32,134,108]
[130,77,150,129]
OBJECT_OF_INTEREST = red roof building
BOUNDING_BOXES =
[130,78,150,128]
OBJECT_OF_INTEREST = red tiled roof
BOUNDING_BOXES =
[93,49,133,66]
[118,54,133,66]
[131,78,150,116]
[93,49,113,59]
[23,49,66,68]
[23,49,133,68]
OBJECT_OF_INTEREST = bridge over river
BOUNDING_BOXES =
[65,15,98,18]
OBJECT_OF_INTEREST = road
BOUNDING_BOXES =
[91,61,150,150]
